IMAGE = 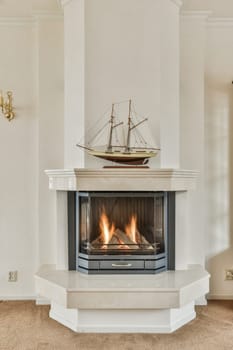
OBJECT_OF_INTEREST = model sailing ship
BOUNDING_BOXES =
[77,100,160,165]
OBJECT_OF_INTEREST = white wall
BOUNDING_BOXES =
[5,0,230,300]
[0,0,182,299]
[181,0,233,298]
[85,0,161,168]
[63,0,181,169]
[37,18,64,266]
[0,15,64,298]
[0,23,37,298]
[205,24,233,298]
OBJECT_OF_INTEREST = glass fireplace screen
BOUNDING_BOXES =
[78,192,165,256]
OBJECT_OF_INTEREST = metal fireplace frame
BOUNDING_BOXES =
[67,191,175,274]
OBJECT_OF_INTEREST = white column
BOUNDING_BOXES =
[36,14,64,267]
[159,0,182,168]
[56,191,68,269]
[61,0,85,168]
[175,191,189,270]
[180,12,210,267]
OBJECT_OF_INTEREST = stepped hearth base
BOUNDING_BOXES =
[35,265,209,333]
[50,301,196,333]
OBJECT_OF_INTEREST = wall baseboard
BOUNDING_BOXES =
[0,295,51,305]
[195,296,207,306]
[36,296,51,305]
[207,294,233,300]
[0,295,36,301]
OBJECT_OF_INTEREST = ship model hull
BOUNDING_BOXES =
[89,150,157,165]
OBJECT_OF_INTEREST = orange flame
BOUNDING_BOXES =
[99,210,115,244]
[125,214,137,243]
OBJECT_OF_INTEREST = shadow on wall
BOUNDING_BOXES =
[205,78,233,297]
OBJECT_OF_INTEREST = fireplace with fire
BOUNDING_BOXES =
[68,191,175,274]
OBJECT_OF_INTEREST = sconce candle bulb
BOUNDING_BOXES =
[0,90,15,121]
[0,90,3,107]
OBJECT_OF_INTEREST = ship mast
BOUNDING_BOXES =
[125,99,132,153]
[107,104,115,153]
[107,103,123,153]
[125,99,148,153]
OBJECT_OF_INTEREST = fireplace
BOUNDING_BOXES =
[38,168,209,334]
[68,190,175,274]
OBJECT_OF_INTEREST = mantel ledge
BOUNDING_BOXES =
[45,168,198,192]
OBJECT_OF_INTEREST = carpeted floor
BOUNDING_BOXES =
[0,300,233,350]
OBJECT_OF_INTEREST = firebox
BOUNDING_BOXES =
[70,191,175,274]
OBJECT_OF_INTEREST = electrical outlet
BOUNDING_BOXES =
[8,271,18,282]
[225,269,233,280]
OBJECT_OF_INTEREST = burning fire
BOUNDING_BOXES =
[98,210,140,248]
[94,211,152,252]
[99,210,115,244]
[125,214,137,243]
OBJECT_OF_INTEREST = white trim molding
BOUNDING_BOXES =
[0,295,36,301]
[61,0,183,9]
[208,294,233,300]
[170,0,183,8]
[32,11,63,21]
[36,296,51,305]
[0,12,63,26]
[60,0,74,7]
[207,17,233,28]
[0,16,35,26]
[181,10,212,20]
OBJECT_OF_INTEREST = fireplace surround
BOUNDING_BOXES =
[35,168,209,333]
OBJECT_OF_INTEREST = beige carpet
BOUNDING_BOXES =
[0,300,233,350]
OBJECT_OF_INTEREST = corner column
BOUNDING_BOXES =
[180,11,210,267]
[61,0,85,168]
[56,191,69,270]
[159,0,182,168]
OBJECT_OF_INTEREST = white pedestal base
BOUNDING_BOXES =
[50,301,196,333]
[35,265,209,333]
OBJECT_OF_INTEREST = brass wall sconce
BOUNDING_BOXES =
[0,90,15,121]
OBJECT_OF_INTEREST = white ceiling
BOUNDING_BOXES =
[0,0,61,16]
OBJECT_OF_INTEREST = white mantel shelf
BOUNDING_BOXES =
[45,168,198,192]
